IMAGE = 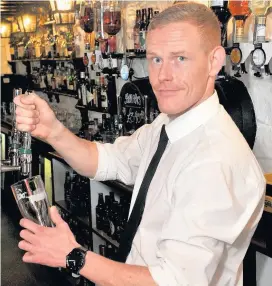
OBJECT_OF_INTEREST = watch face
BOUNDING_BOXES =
[252,48,266,67]
[230,47,242,65]
[66,248,86,274]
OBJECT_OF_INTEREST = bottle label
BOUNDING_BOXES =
[256,24,266,42]
[112,58,118,69]
[86,90,94,103]
[210,0,224,7]
[139,31,146,50]
[109,220,115,236]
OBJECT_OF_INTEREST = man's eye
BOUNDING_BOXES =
[177,56,185,62]
[152,57,161,64]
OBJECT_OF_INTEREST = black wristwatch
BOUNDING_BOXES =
[66,246,88,275]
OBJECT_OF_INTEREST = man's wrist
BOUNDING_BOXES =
[47,120,66,144]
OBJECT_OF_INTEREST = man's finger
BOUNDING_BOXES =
[20,218,40,234]
[18,240,35,252]
[16,116,40,126]
[13,96,36,110]
[22,252,35,263]
[19,229,37,244]
[15,124,36,133]
[15,107,39,118]
[50,206,65,227]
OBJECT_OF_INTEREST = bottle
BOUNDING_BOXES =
[64,171,72,208]
[96,193,105,230]
[210,0,231,47]
[108,201,118,238]
[109,191,116,204]
[100,75,108,109]
[80,71,88,106]
[99,244,107,257]
[102,195,111,234]
[250,0,271,42]
[228,0,251,42]
[106,244,114,260]
[139,9,147,52]
[101,113,107,131]
[133,10,141,52]
[146,7,154,30]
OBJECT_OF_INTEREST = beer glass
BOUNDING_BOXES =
[11,175,54,227]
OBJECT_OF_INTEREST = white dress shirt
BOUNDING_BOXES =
[94,91,266,286]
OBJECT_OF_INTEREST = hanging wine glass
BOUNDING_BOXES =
[79,0,95,33]
[103,0,122,53]
[93,0,108,54]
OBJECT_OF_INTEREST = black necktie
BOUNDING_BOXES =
[116,125,169,263]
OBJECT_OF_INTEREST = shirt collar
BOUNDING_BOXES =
[165,91,220,143]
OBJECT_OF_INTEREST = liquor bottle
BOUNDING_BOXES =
[115,203,125,242]
[64,171,72,208]
[101,113,107,131]
[99,244,107,256]
[210,0,231,47]
[108,201,118,238]
[133,10,141,52]
[102,195,111,234]
[100,75,108,109]
[106,244,114,260]
[80,71,88,106]
[46,65,53,88]
[81,177,90,217]
[95,193,105,230]
[109,191,116,204]
[139,9,147,52]
[70,171,80,215]
[146,7,154,30]
[250,0,271,42]
[228,0,251,42]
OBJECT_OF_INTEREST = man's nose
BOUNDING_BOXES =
[158,62,173,82]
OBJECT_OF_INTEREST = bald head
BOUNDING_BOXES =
[148,2,221,53]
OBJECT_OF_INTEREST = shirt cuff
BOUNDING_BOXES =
[90,142,116,181]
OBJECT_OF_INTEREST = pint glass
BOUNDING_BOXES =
[11,175,54,227]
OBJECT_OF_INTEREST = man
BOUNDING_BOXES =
[14,3,265,285]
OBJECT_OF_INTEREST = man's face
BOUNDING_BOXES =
[146,22,212,115]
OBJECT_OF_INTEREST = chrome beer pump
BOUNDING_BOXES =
[1,88,32,176]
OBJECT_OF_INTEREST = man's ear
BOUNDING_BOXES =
[208,46,226,77]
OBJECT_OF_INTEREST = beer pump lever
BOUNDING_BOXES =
[1,88,32,176]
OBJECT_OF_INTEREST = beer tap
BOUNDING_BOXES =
[1,88,32,176]
[228,1,253,77]
[250,1,272,77]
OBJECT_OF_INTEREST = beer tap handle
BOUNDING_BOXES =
[241,63,248,74]
[264,64,272,76]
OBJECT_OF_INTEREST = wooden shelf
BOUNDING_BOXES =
[55,200,89,227]
[9,58,74,63]
[92,227,119,248]
[75,104,108,113]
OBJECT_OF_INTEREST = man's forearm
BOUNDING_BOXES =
[80,251,157,286]
[47,124,98,178]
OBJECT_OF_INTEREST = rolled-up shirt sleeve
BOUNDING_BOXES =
[148,161,265,286]
[93,124,151,185]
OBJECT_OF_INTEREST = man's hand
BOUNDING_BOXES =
[18,206,80,268]
[14,92,64,142]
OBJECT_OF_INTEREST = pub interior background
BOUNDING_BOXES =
[1,0,272,285]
